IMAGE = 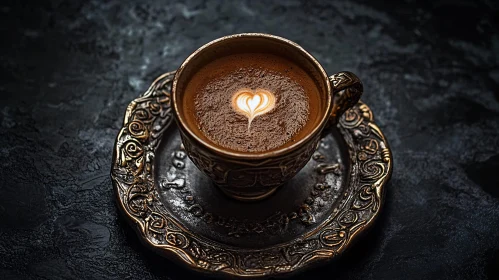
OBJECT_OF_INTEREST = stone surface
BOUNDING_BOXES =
[0,0,498,279]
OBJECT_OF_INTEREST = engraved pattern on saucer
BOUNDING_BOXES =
[111,71,393,277]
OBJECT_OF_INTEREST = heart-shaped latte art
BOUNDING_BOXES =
[232,88,276,132]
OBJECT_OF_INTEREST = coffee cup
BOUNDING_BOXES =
[172,33,362,201]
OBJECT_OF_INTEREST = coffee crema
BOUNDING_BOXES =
[182,53,321,153]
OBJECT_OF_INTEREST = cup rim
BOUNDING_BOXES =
[172,33,332,160]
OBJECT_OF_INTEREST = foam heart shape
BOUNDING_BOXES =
[232,88,276,131]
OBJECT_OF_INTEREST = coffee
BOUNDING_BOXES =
[182,53,322,153]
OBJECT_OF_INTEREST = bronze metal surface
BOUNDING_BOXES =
[111,72,393,278]
[171,33,364,200]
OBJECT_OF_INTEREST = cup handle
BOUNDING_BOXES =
[328,71,363,125]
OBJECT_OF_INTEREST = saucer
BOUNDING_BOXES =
[111,72,393,277]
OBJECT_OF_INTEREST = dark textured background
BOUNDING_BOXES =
[1,0,499,279]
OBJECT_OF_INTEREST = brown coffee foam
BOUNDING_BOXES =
[183,53,321,153]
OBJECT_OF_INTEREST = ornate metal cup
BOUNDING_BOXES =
[172,33,362,201]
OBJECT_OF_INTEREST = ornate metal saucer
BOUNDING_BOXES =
[111,72,393,278]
